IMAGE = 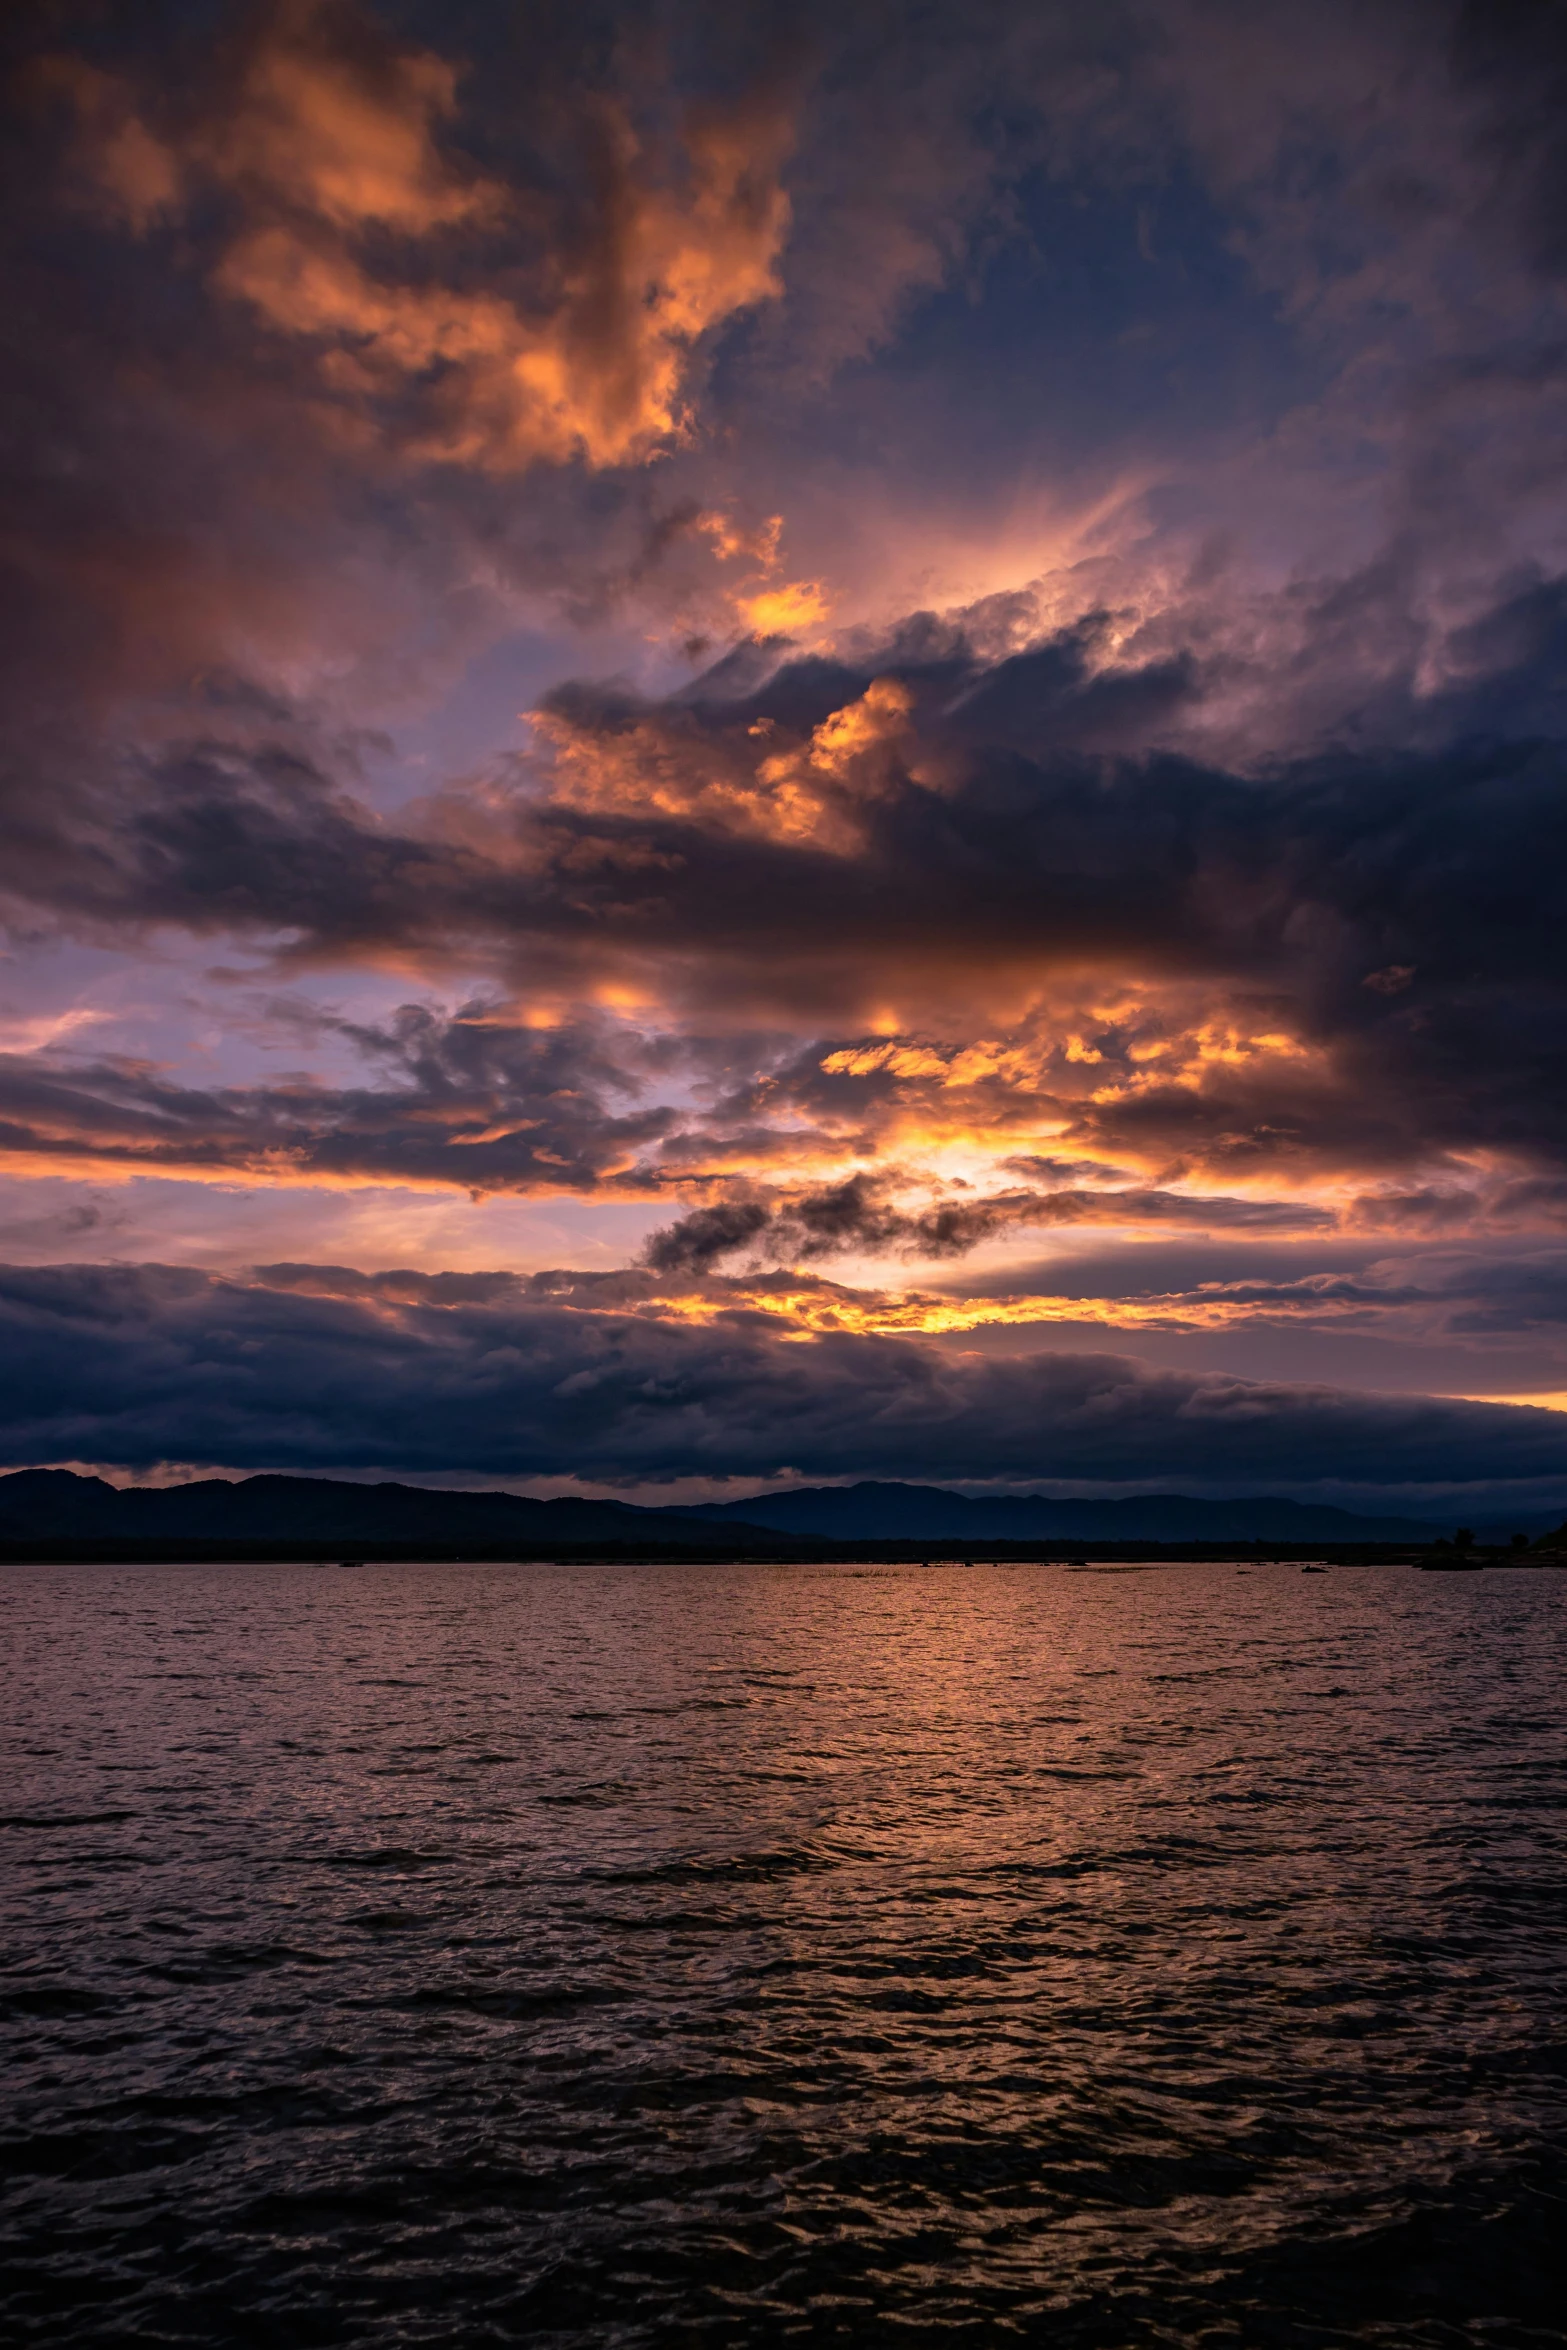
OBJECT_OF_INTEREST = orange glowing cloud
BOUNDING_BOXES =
[532,674,917,852]
[738,580,832,635]
[203,4,482,233]
[53,2,795,475]
[745,677,917,847]
[636,1277,1243,1341]
[690,507,828,644]
[695,510,784,567]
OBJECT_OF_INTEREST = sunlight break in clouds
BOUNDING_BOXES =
[2,0,1567,1493]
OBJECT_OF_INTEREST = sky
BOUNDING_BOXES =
[4,0,1567,1516]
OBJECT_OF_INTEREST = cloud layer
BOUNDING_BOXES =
[4,1261,1566,1509]
[2,634,1564,1222]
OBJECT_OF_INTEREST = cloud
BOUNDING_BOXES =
[46,1,795,475]
[1,581,1564,1214]
[0,1008,679,1195]
[1,1258,1565,1504]
[0,0,818,953]
[642,1171,1330,1274]
[942,1236,1567,1341]
[0,1006,1336,1226]
[643,1199,773,1272]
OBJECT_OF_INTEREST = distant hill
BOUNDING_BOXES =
[0,1470,760,1550]
[0,1468,1473,1554]
[663,1481,1446,1543]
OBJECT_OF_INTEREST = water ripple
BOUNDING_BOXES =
[1,1557,1563,2345]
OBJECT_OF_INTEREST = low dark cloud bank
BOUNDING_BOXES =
[2,1260,1565,1507]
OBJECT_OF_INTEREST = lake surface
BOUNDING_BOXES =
[1,1558,1563,2347]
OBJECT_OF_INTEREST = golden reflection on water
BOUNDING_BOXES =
[2,1557,1564,2343]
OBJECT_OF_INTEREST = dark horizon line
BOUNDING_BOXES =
[0,1464,1534,1522]
[3,1538,1562,1569]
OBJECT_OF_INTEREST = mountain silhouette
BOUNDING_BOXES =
[662,1481,1444,1542]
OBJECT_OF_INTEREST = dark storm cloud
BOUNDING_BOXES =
[643,1200,774,1272]
[0,1010,679,1193]
[174,610,1567,938]
[2,595,1565,1200]
[2,1258,1565,1501]
[511,644,1567,1182]
[643,1173,1330,1274]
[8,735,458,951]
[1452,0,1567,281]
[32,620,1567,1004]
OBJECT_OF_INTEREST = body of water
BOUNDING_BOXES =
[1,1558,1563,2345]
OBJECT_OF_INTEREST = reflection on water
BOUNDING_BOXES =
[1,1559,1563,2345]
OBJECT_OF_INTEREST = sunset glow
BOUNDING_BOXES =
[2,0,1566,1515]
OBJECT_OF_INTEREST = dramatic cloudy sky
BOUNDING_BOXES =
[4,0,1567,1513]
